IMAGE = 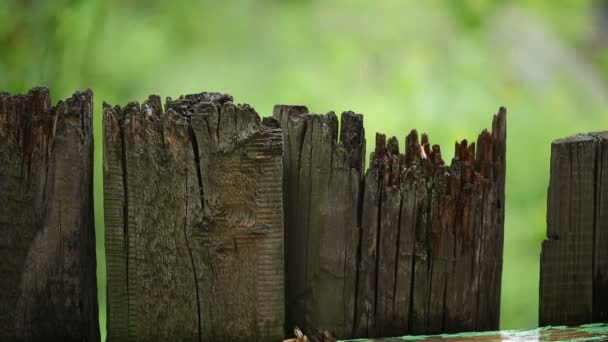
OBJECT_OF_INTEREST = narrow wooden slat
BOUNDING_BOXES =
[592,132,608,322]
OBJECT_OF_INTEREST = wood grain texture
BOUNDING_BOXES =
[274,107,365,338]
[278,106,506,339]
[540,132,608,326]
[0,87,99,341]
[104,92,284,341]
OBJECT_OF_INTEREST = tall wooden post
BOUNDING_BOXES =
[540,132,608,325]
[0,87,99,341]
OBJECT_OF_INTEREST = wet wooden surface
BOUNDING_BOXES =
[339,323,608,341]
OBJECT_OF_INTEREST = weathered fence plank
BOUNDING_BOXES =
[0,87,99,341]
[540,132,608,326]
[104,93,284,341]
[277,106,506,339]
[274,107,365,338]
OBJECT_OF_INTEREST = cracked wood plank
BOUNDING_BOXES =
[274,107,364,338]
[104,92,284,341]
[278,106,506,339]
[0,87,99,341]
[540,132,608,326]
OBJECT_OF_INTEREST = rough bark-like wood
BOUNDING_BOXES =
[278,105,506,339]
[540,132,608,326]
[104,92,284,341]
[0,87,99,341]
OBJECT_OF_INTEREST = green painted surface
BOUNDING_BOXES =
[340,324,608,341]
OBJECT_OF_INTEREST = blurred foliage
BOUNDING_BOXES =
[2,0,608,340]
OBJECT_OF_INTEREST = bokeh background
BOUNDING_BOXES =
[2,0,608,340]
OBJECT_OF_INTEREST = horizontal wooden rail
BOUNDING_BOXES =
[283,324,608,341]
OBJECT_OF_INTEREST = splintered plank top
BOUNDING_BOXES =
[0,87,99,341]
[277,105,506,339]
[103,92,284,342]
[274,106,365,338]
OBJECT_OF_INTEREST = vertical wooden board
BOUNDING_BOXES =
[343,168,361,337]
[355,170,380,337]
[306,114,336,332]
[488,109,506,327]
[279,108,364,339]
[112,100,200,341]
[467,179,483,330]
[409,174,433,335]
[571,139,595,324]
[540,139,569,326]
[0,89,48,341]
[426,168,453,333]
[294,114,315,333]
[102,104,129,341]
[592,133,608,322]
[273,105,309,333]
[375,188,401,337]
[393,183,417,335]
[187,100,285,341]
[0,88,99,341]
[473,130,493,331]
[552,140,575,326]
[475,185,501,331]
[321,111,364,338]
[444,163,477,333]
[284,113,311,333]
[316,152,350,336]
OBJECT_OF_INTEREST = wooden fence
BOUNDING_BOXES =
[0,86,606,342]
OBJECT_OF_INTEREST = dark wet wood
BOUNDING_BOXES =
[0,87,99,341]
[104,93,284,341]
[540,132,608,326]
[277,106,507,339]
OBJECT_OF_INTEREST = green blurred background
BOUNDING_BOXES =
[2,0,608,340]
